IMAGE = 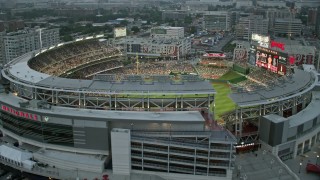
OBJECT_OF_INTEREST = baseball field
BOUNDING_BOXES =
[212,70,244,122]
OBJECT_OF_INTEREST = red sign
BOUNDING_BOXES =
[289,56,295,65]
[270,41,285,51]
[203,53,226,57]
[1,105,38,121]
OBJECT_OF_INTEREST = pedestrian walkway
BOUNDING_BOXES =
[233,149,296,180]
[284,143,320,180]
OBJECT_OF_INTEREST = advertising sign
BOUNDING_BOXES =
[114,27,127,38]
[255,46,288,75]
[251,33,270,48]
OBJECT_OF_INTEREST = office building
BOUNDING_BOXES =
[316,7,320,37]
[151,26,185,40]
[236,15,268,41]
[274,18,302,37]
[3,27,59,63]
[307,8,318,26]
[116,37,191,60]
[0,31,4,65]
[203,11,231,32]
[266,9,291,31]
[162,10,189,21]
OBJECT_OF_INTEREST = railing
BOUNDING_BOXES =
[131,136,209,149]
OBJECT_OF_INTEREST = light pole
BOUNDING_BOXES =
[237,165,241,178]
[130,123,134,131]
[169,123,172,140]
[270,159,275,169]
[299,162,302,173]
[317,155,319,165]
[278,168,283,179]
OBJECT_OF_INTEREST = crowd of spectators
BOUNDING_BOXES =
[28,40,121,76]
[236,68,283,91]
[67,60,123,79]
[195,65,229,79]
[29,39,237,80]
[103,61,196,76]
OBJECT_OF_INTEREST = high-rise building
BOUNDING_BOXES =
[316,7,320,37]
[162,10,188,21]
[203,11,231,32]
[274,18,302,37]
[0,31,5,66]
[3,27,59,63]
[266,8,291,31]
[235,15,269,41]
[307,8,318,26]
[151,26,185,40]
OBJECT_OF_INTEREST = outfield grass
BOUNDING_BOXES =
[219,70,243,80]
[212,82,236,122]
[211,70,240,121]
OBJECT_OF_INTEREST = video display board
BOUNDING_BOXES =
[251,45,288,75]
[114,27,127,38]
[251,33,270,48]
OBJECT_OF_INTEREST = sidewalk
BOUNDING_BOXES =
[284,143,320,180]
[233,149,295,180]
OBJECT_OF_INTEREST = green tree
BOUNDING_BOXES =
[131,26,140,34]
[189,26,197,34]
[120,20,129,26]
[184,15,193,25]
[62,35,73,42]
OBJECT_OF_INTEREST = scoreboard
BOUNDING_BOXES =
[250,45,288,75]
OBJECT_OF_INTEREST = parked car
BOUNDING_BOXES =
[306,163,320,174]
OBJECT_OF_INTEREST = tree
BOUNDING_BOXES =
[184,15,193,25]
[62,35,73,42]
[131,26,140,34]
[189,26,197,34]
[120,20,129,26]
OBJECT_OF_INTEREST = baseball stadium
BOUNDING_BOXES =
[0,36,319,180]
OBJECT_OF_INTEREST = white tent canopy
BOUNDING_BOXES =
[0,144,32,162]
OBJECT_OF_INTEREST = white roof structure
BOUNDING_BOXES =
[262,91,320,128]
[0,144,32,163]
[230,69,318,107]
[288,91,320,127]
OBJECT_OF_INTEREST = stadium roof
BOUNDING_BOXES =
[229,69,318,107]
[288,91,320,127]
[0,93,205,122]
[262,91,320,128]
[3,51,215,95]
